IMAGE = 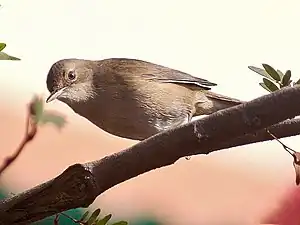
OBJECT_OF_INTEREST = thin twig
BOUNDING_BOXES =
[266,129,296,156]
[266,129,300,185]
[59,212,85,224]
[53,214,59,225]
[0,101,37,175]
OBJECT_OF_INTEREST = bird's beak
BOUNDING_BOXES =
[46,87,67,103]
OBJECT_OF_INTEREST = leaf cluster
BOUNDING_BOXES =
[29,96,66,129]
[70,208,128,225]
[0,43,20,60]
[249,64,300,92]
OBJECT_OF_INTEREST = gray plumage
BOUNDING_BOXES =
[46,58,242,140]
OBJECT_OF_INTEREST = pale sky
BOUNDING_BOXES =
[0,0,299,163]
[2,0,300,104]
[2,0,300,162]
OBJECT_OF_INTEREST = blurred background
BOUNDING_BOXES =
[1,0,300,224]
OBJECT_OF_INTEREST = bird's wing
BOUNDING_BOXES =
[107,58,218,90]
[141,67,217,90]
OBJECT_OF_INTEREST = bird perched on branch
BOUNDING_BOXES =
[46,58,242,140]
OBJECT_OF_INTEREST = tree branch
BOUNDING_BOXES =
[1,86,300,224]
[0,99,37,175]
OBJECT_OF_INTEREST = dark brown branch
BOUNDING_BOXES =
[214,118,300,151]
[0,99,37,175]
[1,86,300,225]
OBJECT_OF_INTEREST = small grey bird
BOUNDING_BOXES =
[46,58,242,140]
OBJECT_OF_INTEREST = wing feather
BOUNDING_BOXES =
[105,58,218,90]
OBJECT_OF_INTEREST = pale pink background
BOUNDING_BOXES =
[2,0,300,224]
[0,95,297,224]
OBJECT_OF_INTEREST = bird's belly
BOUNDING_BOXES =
[66,81,195,140]
[95,106,188,140]
[69,98,190,141]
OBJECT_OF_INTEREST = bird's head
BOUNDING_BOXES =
[46,59,96,104]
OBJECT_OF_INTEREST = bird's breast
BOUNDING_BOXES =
[65,81,194,140]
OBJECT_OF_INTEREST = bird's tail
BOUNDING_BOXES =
[194,90,243,116]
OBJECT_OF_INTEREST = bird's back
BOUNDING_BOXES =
[95,58,217,89]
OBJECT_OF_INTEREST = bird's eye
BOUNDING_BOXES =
[67,70,76,81]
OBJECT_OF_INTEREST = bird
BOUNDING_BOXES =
[46,58,242,140]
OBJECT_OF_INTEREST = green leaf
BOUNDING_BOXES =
[97,214,112,225]
[0,43,6,52]
[282,70,291,86]
[262,64,281,81]
[277,69,284,79]
[80,211,90,222]
[38,111,66,129]
[263,78,279,92]
[32,97,44,123]
[294,78,300,85]
[0,52,20,60]
[87,209,101,225]
[259,82,272,93]
[111,221,128,225]
[248,66,271,79]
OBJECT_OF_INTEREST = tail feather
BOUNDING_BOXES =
[205,91,242,103]
[194,91,243,116]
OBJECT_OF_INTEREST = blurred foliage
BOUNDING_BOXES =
[65,208,128,225]
[131,218,163,225]
[0,4,19,60]
[0,43,20,60]
[30,96,66,129]
[249,64,300,92]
